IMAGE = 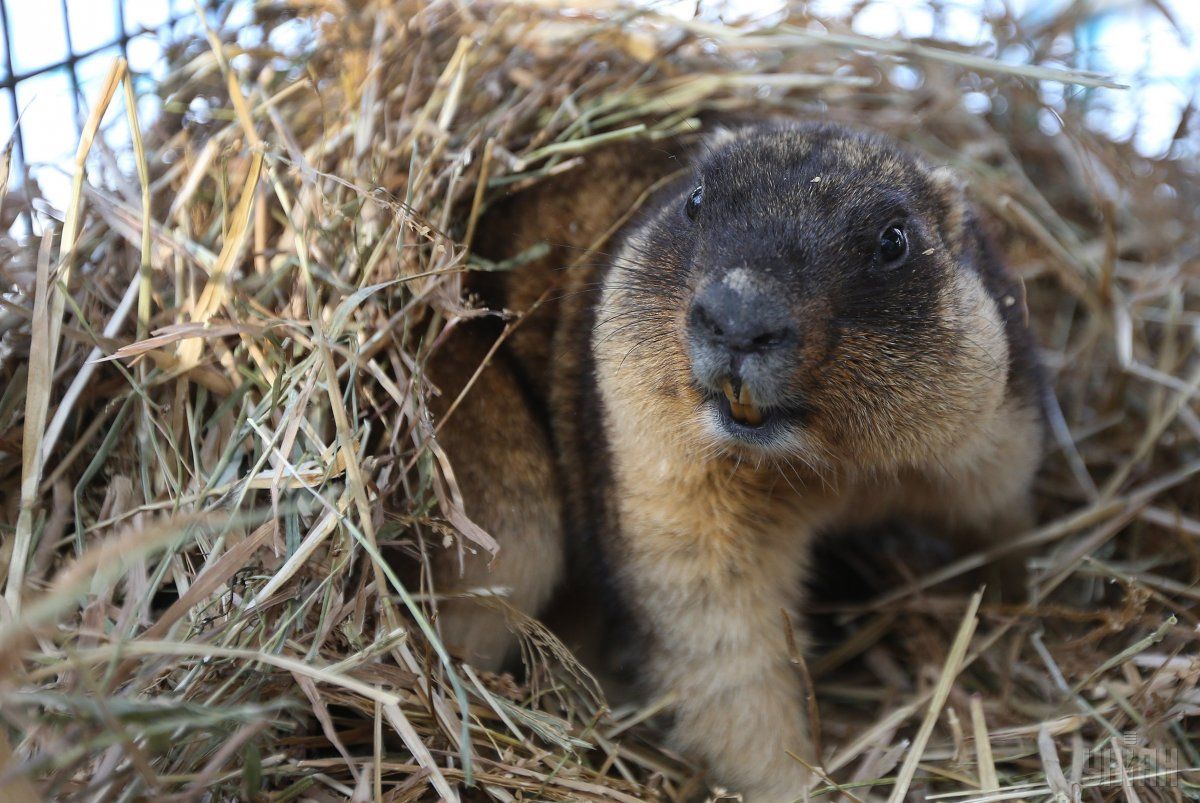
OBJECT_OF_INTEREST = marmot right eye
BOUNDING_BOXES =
[878,223,908,265]
[686,186,703,220]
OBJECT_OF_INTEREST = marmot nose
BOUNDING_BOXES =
[688,281,794,355]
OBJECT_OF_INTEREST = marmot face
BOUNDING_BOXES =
[598,122,1012,473]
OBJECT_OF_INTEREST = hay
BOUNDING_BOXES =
[1,0,1198,799]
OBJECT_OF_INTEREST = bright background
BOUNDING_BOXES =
[2,0,1197,233]
[3,0,195,229]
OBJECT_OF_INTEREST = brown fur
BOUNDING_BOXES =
[423,322,563,670]
[421,122,1045,800]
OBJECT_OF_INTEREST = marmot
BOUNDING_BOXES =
[424,121,1045,801]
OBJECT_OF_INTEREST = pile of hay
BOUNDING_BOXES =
[1,0,1197,799]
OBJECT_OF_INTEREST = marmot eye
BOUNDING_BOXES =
[685,186,703,221]
[878,223,908,265]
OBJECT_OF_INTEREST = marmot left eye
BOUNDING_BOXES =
[686,186,703,221]
[879,224,908,265]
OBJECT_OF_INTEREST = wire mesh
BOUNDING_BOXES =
[0,0,205,231]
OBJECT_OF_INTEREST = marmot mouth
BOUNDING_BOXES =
[721,379,763,426]
[706,383,810,442]
[710,392,784,444]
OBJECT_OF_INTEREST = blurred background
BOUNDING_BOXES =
[1,0,1197,236]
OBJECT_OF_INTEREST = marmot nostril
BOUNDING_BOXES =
[690,280,793,354]
[689,304,725,339]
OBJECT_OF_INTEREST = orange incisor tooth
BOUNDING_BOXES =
[722,380,763,425]
[739,393,758,424]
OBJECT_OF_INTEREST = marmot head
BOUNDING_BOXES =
[594,122,1013,474]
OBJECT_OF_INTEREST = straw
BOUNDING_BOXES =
[0,0,1196,799]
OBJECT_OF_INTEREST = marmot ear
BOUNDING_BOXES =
[928,165,968,251]
[705,126,739,151]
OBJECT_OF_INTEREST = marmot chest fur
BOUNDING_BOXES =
[426,121,1045,802]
